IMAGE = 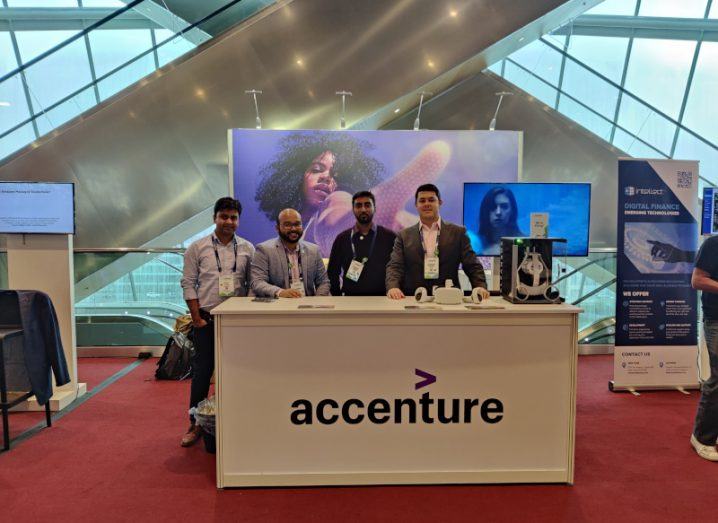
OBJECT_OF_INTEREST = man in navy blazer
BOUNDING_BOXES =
[251,208,331,297]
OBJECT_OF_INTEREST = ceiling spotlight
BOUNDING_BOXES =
[296,58,304,66]
[0,101,10,107]
[394,108,401,113]
[449,9,458,17]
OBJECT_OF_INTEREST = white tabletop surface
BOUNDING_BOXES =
[211,296,582,315]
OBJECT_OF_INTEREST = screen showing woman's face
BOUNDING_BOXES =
[489,193,513,229]
[303,150,338,210]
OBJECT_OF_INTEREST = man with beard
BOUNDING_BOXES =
[250,208,331,297]
[328,191,397,296]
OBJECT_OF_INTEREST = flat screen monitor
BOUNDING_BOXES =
[0,182,75,234]
[463,182,591,256]
[702,187,718,235]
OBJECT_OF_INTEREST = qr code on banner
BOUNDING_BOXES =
[677,170,693,188]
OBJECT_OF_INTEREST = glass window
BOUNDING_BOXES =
[623,38,696,120]
[81,0,125,6]
[612,128,668,159]
[0,74,32,135]
[15,29,80,65]
[616,95,677,155]
[35,86,96,136]
[585,0,637,16]
[557,96,613,140]
[18,34,93,113]
[89,29,153,78]
[97,54,155,100]
[674,130,718,186]
[0,122,35,160]
[639,0,708,18]
[155,29,195,67]
[503,60,558,108]
[565,36,629,84]
[7,1,78,6]
[711,3,718,18]
[0,31,19,77]
[509,39,563,87]
[486,60,503,76]
[561,59,620,118]
[681,42,718,146]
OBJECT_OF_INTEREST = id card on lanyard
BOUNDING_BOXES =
[346,228,377,282]
[420,225,440,280]
[286,247,306,297]
[214,236,239,297]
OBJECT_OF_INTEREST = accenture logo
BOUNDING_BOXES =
[625,186,665,196]
[289,369,504,426]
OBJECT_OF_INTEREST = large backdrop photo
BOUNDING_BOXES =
[229,129,522,256]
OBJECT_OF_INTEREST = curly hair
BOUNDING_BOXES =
[255,132,384,221]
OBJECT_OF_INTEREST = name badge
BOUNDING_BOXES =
[424,255,439,279]
[290,280,306,297]
[218,274,236,297]
[346,260,365,282]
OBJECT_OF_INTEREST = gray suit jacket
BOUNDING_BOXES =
[385,220,487,296]
[250,238,331,297]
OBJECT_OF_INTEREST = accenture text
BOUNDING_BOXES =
[290,392,504,425]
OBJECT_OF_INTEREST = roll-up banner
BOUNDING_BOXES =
[613,159,699,390]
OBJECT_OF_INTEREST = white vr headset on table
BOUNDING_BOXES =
[414,280,484,305]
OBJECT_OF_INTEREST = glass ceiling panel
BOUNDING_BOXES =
[585,0,637,16]
[15,29,81,64]
[682,41,718,146]
[0,31,19,77]
[674,130,718,184]
[7,0,79,6]
[565,35,629,84]
[623,38,696,120]
[710,2,718,18]
[510,39,563,87]
[81,0,125,6]
[638,0,708,18]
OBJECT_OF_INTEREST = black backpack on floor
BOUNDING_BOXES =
[155,333,193,380]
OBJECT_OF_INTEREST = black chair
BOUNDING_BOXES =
[0,290,52,451]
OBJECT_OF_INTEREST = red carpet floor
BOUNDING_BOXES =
[1,355,716,522]
[4,357,136,440]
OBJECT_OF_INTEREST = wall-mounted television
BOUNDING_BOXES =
[702,187,718,235]
[0,182,75,234]
[463,182,591,256]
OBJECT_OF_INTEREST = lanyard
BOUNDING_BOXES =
[285,246,304,284]
[350,227,378,264]
[212,236,238,273]
[419,223,440,257]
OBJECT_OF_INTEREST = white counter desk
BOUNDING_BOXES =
[212,296,581,488]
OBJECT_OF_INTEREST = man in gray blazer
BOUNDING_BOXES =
[251,208,331,298]
[386,184,489,300]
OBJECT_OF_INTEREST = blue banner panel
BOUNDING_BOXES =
[615,159,698,346]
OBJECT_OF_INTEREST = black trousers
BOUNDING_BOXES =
[188,311,214,423]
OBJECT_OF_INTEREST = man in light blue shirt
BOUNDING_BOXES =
[179,197,254,446]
